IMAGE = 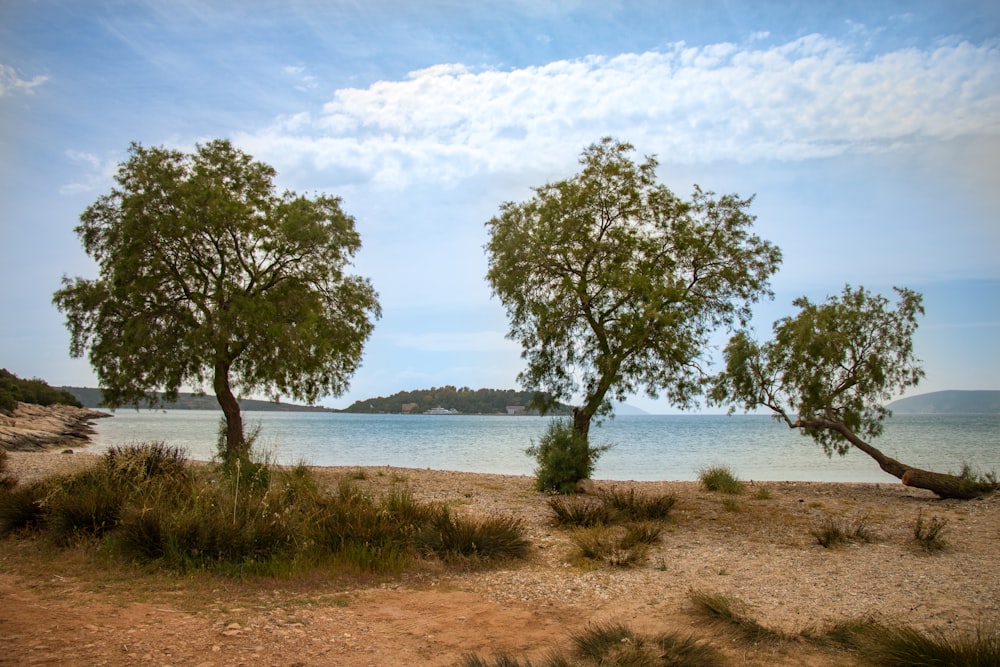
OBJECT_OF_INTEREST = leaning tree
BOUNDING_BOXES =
[53,140,381,463]
[711,285,996,499]
[485,138,782,446]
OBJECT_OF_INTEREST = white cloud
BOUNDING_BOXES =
[59,150,120,195]
[237,35,1000,189]
[0,64,48,96]
[389,331,519,353]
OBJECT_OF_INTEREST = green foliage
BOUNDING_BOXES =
[548,488,677,526]
[698,465,745,494]
[527,420,608,493]
[52,140,380,461]
[912,511,948,552]
[342,386,571,415]
[0,368,82,413]
[485,137,781,440]
[0,443,530,575]
[712,285,924,457]
[547,496,615,527]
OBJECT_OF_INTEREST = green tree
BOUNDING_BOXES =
[53,140,381,462]
[711,285,996,499]
[485,138,781,447]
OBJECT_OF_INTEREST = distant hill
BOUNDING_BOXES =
[61,386,334,412]
[888,390,1000,414]
[342,386,572,415]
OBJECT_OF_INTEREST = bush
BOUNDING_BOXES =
[527,420,608,494]
[698,465,745,494]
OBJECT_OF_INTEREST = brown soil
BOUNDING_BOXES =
[2,449,998,666]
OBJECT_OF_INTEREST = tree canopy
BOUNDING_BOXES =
[711,285,996,499]
[53,140,381,461]
[485,138,781,440]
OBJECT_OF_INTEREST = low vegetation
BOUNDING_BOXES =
[527,420,610,494]
[463,621,726,667]
[810,514,874,548]
[0,442,530,575]
[698,465,745,494]
[912,511,949,553]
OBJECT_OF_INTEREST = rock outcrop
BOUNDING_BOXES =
[0,403,110,451]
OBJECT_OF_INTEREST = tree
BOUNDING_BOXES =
[711,285,996,499]
[53,140,381,462]
[484,138,782,446]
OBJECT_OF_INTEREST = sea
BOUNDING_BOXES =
[89,411,1000,484]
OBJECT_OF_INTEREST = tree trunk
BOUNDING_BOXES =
[796,418,992,500]
[213,360,246,462]
[572,407,592,443]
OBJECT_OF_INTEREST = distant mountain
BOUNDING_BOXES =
[613,402,649,415]
[60,386,334,412]
[888,390,1000,414]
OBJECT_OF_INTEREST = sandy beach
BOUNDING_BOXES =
[2,446,998,666]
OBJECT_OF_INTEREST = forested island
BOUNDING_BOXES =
[340,386,572,415]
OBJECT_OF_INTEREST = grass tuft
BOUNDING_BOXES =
[823,618,1000,666]
[698,466,745,494]
[912,511,948,552]
[687,589,793,643]
[811,515,874,548]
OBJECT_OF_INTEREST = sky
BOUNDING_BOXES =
[1,0,998,414]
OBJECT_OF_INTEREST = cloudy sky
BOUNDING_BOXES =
[1,1,998,413]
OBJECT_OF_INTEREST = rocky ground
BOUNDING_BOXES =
[0,402,110,451]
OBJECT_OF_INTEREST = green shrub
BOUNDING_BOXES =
[527,420,608,494]
[417,509,530,563]
[45,468,127,544]
[698,465,745,494]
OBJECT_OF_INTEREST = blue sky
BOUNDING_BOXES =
[1,1,998,413]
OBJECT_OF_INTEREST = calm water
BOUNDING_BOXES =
[90,411,999,483]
